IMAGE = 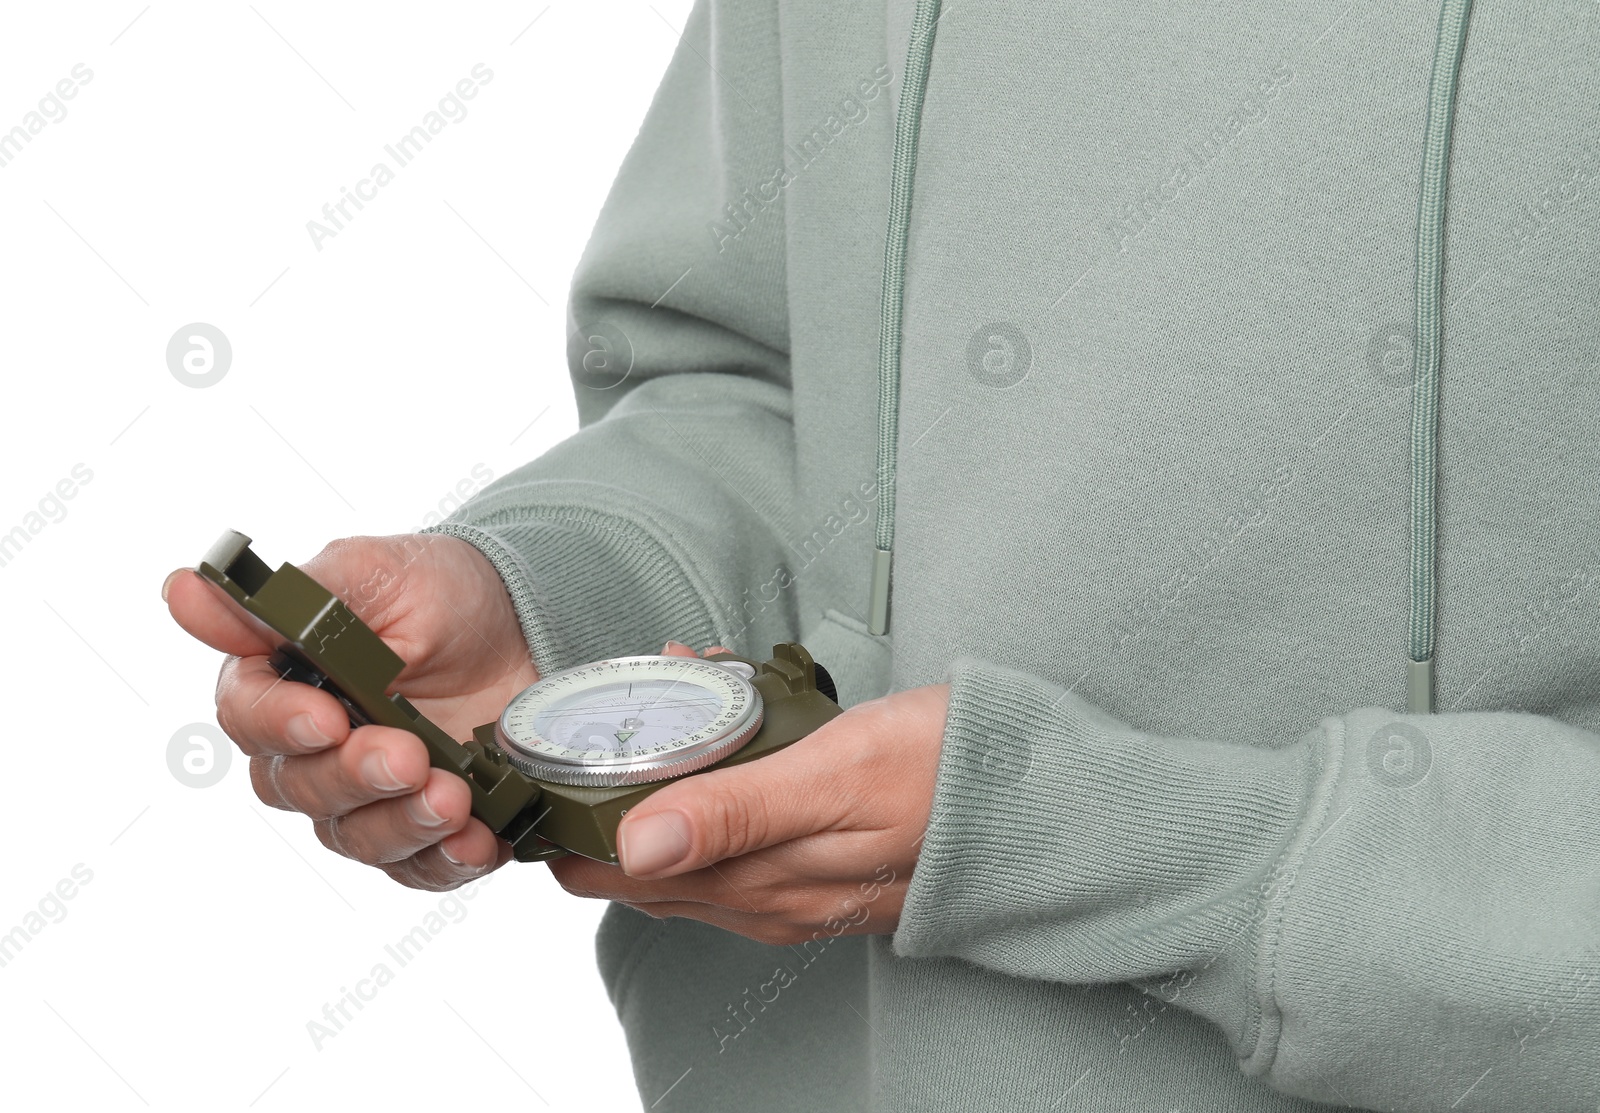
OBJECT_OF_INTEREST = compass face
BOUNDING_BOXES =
[494,656,764,787]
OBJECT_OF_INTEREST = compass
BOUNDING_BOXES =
[194,530,842,864]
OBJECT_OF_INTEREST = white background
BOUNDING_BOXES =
[0,3,693,1109]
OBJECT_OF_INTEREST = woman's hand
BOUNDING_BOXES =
[164,534,536,889]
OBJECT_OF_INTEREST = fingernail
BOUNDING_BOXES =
[360,750,408,791]
[405,788,448,827]
[620,810,692,877]
[441,842,487,873]
[286,712,335,751]
[161,569,185,602]
[662,640,691,654]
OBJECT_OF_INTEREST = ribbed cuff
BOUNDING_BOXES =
[893,657,1328,1001]
[420,507,724,677]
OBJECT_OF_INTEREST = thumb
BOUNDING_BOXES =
[165,534,420,659]
[616,755,832,879]
[164,565,277,658]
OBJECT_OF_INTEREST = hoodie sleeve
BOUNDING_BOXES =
[894,657,1600,1112]
[419,0,799,672]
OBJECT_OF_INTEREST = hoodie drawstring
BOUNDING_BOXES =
[1407,0,1474,712]
[869,0,945,636]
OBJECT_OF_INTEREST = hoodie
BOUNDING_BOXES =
[422,0,1600,1108]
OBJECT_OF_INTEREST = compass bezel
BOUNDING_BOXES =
[493,655,765,787]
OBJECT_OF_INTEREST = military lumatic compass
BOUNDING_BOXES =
[195,530,842,864]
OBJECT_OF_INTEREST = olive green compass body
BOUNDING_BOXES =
[195,530,842,864]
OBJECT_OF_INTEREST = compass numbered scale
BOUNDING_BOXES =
[196,530,842,865]
[496,655,767,786]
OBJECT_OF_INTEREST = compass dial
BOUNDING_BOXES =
[494,655,764,787]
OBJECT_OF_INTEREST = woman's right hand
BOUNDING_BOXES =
[163,533,538,890]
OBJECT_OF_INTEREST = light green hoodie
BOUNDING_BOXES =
[423,0,1600,1108]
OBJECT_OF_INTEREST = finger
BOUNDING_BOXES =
[249,753,293,810]
[260,724,431,820]
[550,829,894,910]
[215,654,349,758]
[615,738,848,879]
[168,534,434,662]
[659,641,729,657]
[551,852,763,911]
[380,822,511,891]
[611,894,879,947]
[690,829,908,885]
[165,567,280,658]
[308,767,473,865]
